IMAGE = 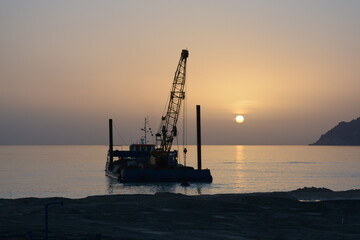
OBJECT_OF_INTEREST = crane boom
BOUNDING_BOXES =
[156,49,188,152]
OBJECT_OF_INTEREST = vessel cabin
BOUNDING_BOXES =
[129,144,156,152]
[108,143,179,169]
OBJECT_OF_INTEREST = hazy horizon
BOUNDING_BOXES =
[1,1,360,145]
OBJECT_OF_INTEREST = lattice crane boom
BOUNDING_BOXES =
[156,49,188,152]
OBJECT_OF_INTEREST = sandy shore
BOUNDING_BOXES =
[1,187,360,240]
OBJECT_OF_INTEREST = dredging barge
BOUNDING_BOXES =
[105,50,212,183]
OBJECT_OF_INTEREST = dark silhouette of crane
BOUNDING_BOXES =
[105,49,212,182]
[156,49,188,153]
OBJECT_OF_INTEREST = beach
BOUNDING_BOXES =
[1,188,360,240]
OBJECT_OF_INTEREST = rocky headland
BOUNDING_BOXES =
[311,117,360,145]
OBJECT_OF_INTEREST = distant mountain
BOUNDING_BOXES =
[311,117,360,146]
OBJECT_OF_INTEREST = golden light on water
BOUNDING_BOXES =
[235,115,245,123]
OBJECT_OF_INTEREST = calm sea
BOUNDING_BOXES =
[0,145,359,199]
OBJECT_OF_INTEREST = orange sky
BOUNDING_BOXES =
[1,1,359,144]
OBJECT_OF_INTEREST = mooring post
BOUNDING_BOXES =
[45,201,63,240]
[109,119,113,164]
[196,105,202,170]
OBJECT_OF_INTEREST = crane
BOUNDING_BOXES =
[106,49,212,182]
[155,49,188,153]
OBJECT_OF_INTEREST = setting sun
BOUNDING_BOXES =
[235,115,245,123]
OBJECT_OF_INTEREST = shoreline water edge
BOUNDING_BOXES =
[1,187,360,239]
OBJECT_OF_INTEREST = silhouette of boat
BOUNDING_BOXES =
[105,50,212,183]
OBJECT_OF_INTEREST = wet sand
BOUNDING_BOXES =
[1,187,360,240]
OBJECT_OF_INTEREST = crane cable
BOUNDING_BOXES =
[113,122,128,148]
[183,67,188,166]
[157,56,181,143]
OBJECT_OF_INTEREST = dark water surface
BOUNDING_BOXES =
[0,145,359,198]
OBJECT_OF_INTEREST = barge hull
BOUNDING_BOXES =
[108,169,212,183]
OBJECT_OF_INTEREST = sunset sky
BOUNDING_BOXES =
[1,0,359,145]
